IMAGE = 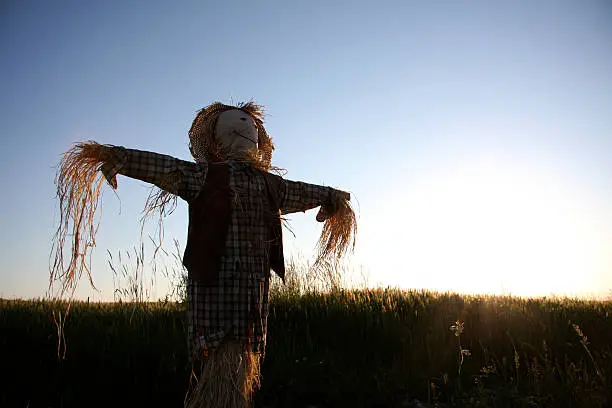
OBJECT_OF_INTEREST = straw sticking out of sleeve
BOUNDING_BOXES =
[50,141,111,296]
[314,197,357,267]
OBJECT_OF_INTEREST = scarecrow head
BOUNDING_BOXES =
[188,101,274,170]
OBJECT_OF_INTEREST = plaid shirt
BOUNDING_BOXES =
[103,146,334,355]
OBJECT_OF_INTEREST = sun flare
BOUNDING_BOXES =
[361,155,610,298]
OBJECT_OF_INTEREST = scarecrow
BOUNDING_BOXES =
[50,101,356,408]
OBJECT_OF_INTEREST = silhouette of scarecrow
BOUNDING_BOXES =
[51,101,356,408]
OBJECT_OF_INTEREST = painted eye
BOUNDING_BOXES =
[240,117,247,121]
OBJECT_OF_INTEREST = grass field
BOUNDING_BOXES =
[2,280,611,408]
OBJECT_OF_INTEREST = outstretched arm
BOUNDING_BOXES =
[278,178,350,217]
[100,145,206,201]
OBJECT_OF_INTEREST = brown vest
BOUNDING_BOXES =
[182,163,285,285]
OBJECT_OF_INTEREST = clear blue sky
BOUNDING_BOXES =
[1,0,611,300]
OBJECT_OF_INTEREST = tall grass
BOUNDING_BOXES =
[2,258,611,407]
[108,238,188,304]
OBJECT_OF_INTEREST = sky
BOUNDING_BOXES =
[1,0,611,301]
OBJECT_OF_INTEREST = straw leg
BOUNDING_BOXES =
[185,341,261,408]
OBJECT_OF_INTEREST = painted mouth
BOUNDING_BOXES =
[233,130,257,144]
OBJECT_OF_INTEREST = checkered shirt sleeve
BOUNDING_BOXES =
[279,178,333,215]
[101,145,206,201]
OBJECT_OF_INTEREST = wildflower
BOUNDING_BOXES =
[450,320,464,336]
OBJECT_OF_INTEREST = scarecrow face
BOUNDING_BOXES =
[214,109,258,160]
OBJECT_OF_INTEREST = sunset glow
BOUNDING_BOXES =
[359,154,610,298]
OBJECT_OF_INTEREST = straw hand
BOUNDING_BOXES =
[316,189,350,222]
